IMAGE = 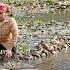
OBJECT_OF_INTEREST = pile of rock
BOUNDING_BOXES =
[29,35,69,59]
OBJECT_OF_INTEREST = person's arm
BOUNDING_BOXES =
[3,18,18,58]
[6,18,18,50]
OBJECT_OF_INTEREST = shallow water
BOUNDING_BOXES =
[0,48,70,70]
[36,48,70,70]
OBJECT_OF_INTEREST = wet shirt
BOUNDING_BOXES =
[0,17,18,50]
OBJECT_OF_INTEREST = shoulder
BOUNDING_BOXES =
[8,17,18,31]
[9,17,16,24]
[8,17,18,28]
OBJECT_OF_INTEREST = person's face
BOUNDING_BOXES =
[0,11,6,22]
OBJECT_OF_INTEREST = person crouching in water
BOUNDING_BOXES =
[0,3,18,59]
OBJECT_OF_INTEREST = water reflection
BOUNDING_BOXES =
[36,47,70,70]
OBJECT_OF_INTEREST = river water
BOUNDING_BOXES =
[0,48,70,70]
[36,48,70,70]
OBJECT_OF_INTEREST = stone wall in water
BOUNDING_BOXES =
[17,21,70,53]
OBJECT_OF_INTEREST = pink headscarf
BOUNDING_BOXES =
[0,3,7,12]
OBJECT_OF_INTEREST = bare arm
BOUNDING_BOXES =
[6,18,18,50]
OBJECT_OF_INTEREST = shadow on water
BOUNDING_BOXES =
[36,47,70,70]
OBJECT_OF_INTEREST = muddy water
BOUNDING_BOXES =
[35,48,70,70]
[1,48,70,70]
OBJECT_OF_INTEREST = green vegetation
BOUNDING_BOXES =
[0,0,70,26]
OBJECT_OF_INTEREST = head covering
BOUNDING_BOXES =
[0,3,7,12]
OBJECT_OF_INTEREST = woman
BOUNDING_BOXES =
[0,3,18,58]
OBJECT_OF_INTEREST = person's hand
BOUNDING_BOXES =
[4,50,12,59]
